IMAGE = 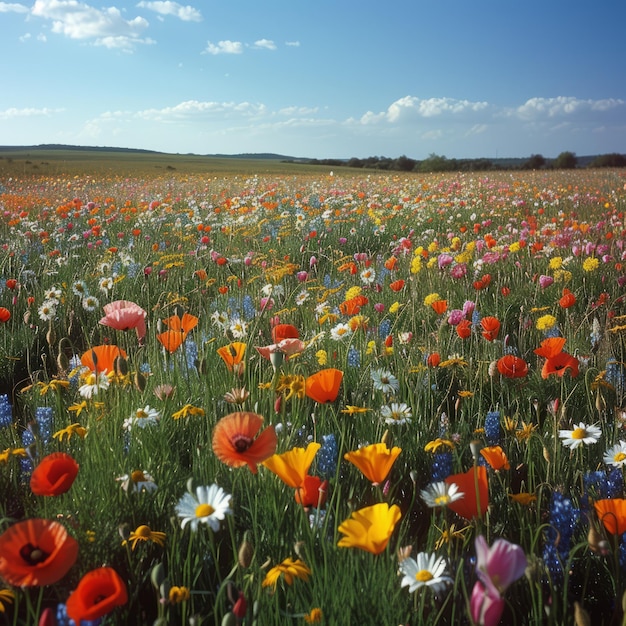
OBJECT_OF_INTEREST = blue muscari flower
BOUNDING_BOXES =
[608,467,624,497]
[323,274,332,288]
[242,294,255,320]
[56,603,102,626]
[620,533,626,574]
[317,434,338,480]
[543,492,580,584]
[0,394,13,428]
[484,411,500,445]
[471,309,481,326]
[347,346,360,368]
[127,262,141,278]
[544,325,561,338]
[379,319,391,338]
[140,362,151,374]
[431,452,452,482]
[35,406,53,445]
[606,360,625,398]
[184,339,198,372]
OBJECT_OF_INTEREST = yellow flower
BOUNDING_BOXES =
[554,269,572,283]
[35,379,70,395]
[68,401,88,416]
[389,301,402,314]
[337,502,402,554]
[344,286,362,300]
[365,340,377,355]
[0,447,27,465]
[262,557,311,590]
[509,492,537,506]
[515,421,537,442]
[315,349,328,366]
[169,586,190,604]
[536,314,557,331]
[53,423,87,443]
[549,256,563,270]
[508,241,521,253]
[424,438,455,453]
[341,405,369,414]
[410,257,422,274]
[304,608,323,623]
[423,293,441,307]
[583,257,599,272]
[344,442,401,485]
[172,404,205,420]
[263,442,321,488]
[126,524,166,550]
[0,588,15,613]
[434,523,469,550]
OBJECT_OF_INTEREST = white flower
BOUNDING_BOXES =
[211,310,229,330]
[71,280,88,297]
[124,406,160,430]
[370,368,399,395]
[558,422,601,449]
[82,295,99,311]
[229,318,248,339]
[295,290,310,306]
[604,440,626,467]
[261,283,284,298]
[175,484,232,532]
[399,552,452,594]
[117,470,158,493]
[330,322,352,341]
[38,299,57,321]
[99,277,114,293]
[78,372,110,399]
[43,287,62,301]
[314,301,329,316]
[420,481,464,508]
[360,267,376,284]
[380,402,412,425]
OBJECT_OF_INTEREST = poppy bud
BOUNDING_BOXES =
[238,538,254,568]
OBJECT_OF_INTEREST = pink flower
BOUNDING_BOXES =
[99,300,147,341]
[450,263,467,279]
[462,300,476,317]
[437,253,454,269]
[447,309,465,326]
[538,275,553,289]
[470,581,505,626]
[255,338,305,361]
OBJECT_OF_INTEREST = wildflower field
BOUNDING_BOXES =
[1,161,626,625]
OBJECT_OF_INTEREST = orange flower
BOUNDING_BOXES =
[30,452,79,496]
[445,466,489,519]
[0,519,79,586]
[473,274,492,290]
[66,567,128,625]
[339,295,368,316]
[389,279,405,292]
[595,498,626,535]
[337,502,402,555]
[480,446,510,471]
[294,475,328,508]
[534,337,579,378]
[80,345,127,374]
[431,299,447,315]
[217,342,247,371]
[480,316,500,341]
[0,307,10,323]
[456,319,472,339]
[305,368,343,403]
[384,256,398,271]
[163,312,199,334]
[427,353,441,367]
[156,330,185,353]
[559,288,576,308]
[344,442,401,485]
[212,412,277,473]
[263,442,321,488]
[496,355,528,379]
[272,324,299,343]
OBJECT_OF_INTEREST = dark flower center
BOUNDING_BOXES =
[19,543,50,565]
[232,434,253,452]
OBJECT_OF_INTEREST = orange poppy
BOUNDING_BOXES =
[305,368,343,403]
[534,337,579,379]
[480,446,510,471]
[272,324,300,343]
[66,567,128,625]
[389,279,405,292]
[0,307,10,323]
[594,498,626,535]
[559,288,576,308]
[473,274,492,290]
[431,299,447,315]
[427,353,441,367]
[339,296,368,316]
[263,442,321,488]
[384,256,398,271]
[294,475,328,508]
[445,466,489,519]
[344,442,401,485]
[30,452,79,496]
[0,518,79,586]
[163,312,199,334]
[534,336,566,359]
[212,412,277,473]
[156,330,185,353]
[480,316,501,341]
[80,345,127,374]
[456,319,472,339]
[496,355,529,379]
[216,342,247,371]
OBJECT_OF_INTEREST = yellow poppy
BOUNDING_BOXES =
[263,442,321,488]
[344,442,401,485]
[337,502,402,554]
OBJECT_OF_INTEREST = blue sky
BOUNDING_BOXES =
[1,0,625,159]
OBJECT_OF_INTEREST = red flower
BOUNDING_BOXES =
[305,368,343,403]
[559,288,576,308]
[294,475,328,508]
[0,307,10,323]
[427,353,441,367]
[534,337,579,378]
[339,296,368,316]
[66,567,128,624]
[456,319,472,339]
[272,323,300,342]
[431,299,447,315]
[496,355,528,379]
[445,466,489,519]
[389,279,405,292]
[30,452,79,496]
[5,279,17,290]
[480,316,501,341]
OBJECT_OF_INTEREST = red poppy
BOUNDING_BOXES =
[305,368,343,403]
[0,307,10,323]
[212,411,277,473]
[294,475,328,508]
[456,319,472,339]
[427,353,441,367]
[559,288,577,308]
[473,274,492,290]
[80,345,127,374]
[389,279,405,292]
[30,452,79,496]
[0,519,79,586]
[480,316,501,341]
[5,279,17,290]
[534,337,579,379]
[384,256,398,271]
[272,324,299,343]
[595,498,626,535]
[66,567,128,625]
[445,466,489,519]
[431,299,447,315]
[496,355,528,379]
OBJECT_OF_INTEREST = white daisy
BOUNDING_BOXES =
[124,406,160,430]
[78,371,110,399]
[295,290,310,306]
[399,552,452,594]
[330,322,352,341]
[420,481,464,508]
[82,295,99,311]
[229,318,248,339]
[71,280,89,297]
[370,368,400,395]
[604,440,626,467]
[38,299,57,322]
[380,402,412,425]
[360,267,376,284]
[211,310,230,331]
[43,286,62,301]
[175,484,232,532]
[117,470,158,493]
[99,277,114,294]
[558,422,601,450]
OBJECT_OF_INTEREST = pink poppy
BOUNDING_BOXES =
[99,300,147,341]
[255,338,305,361]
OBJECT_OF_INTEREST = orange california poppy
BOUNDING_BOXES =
[0,519,78,587]
[559,288,577,309]
[66,567,128,625]
[305,368,343,403]
[263,442,321,488]
[445,466,489,519]
[272,323,300,343]
[212,412,277,473]
[30,452,79,496]
[496,355,529,379]
[344,442,401,485]
[389,279,405,292]
[594,498,626,535]
[339,295,368,316]
[480,446,510,471]
[337,502,402,555]
[480,316,501,341]
[0,307,10,323]
[294,475,328,508]
[431,299,447,315]
[163,312,199,335]
[80,345,127,374]
[156,330,185,353]
[216,342,247,371]
[456,319,472,339]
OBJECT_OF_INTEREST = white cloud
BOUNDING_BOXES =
[203,40,243,55]
[134,100,266,121]
[385,96,489,122]
[31,0,151,50]
[136,1,201,22]
[285,40,300,47]
[0,2,29,12]
[515,96,625,120]
[19,32,31,41]
[0,107,64,119]
[253,38,276,50]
